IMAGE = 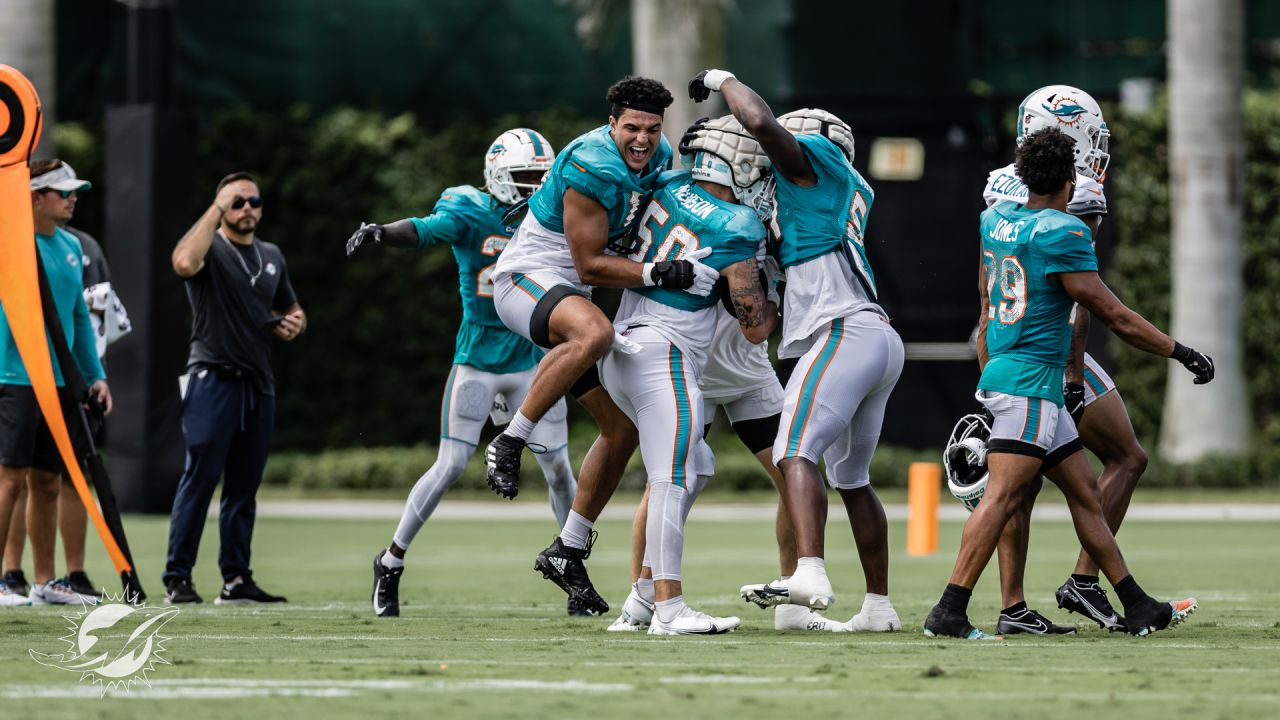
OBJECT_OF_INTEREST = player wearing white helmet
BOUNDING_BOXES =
[346,128,583,617]
[978,85,1150,633]
[690,70,904,632]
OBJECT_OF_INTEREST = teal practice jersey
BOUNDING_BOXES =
[408,185,543,374]
[628,171,764,311]
[978,200,1098,404]
[774,134,877,296]
[528,125,672,241]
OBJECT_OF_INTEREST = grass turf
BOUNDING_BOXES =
[1,509,1278,719]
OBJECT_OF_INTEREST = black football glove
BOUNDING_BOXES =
[678,116,711,156]
[687,69,734,103]
[345,222,382,257]
[650,260,697,290]
[1171,342,1215,384]
[1064,382,1086,425]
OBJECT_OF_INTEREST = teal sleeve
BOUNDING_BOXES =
[409,212,466,249]
[560,153,622,211]
[717,212,767,268]
[1041,225,1099,276]
[796,133,845,177]
[71,291,105,384]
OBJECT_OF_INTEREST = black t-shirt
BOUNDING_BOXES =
[184,232,297,394]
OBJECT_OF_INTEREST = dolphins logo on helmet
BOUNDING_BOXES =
[943,412,992,512]
[484,128,555,207]
[1016,85,1110,181]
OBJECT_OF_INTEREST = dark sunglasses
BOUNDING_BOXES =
[231,195,262,210]
[40,189,77,199]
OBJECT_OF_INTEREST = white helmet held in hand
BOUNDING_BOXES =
[484,128,555,206]
[778,108,856,163]
[1016,85,1110,181]
[944,412,992,512]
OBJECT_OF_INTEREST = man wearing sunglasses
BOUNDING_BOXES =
[166,171,305,605]
[0,160,110,606]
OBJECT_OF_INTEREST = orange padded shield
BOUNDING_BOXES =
[0,64,132,575]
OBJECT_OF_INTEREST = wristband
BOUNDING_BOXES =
[642,262,657,287]
[702,69,735,92]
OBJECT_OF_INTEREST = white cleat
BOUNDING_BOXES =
[775,603,849,632]
[29,579,99,606]
[845,604,902,632]
[741,578,790,608]
[0,584,31,607]
[786,569,836,610]
[606,587,654,632]
[648,608,740,636]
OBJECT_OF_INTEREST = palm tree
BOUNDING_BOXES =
[1161,0,1248,460]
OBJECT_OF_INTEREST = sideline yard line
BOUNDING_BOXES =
[241,500,1280,522]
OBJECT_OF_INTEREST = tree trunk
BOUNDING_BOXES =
[631,0,727,150]
[0,0,56,158]
[1161,0,1248,460]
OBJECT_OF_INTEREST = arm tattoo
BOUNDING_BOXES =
[729,258,765,328]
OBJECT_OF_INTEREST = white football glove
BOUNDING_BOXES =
[683,246,719,297]
[612,331,642,356]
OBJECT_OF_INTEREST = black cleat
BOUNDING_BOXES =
[164,577,203,605]
[2,569,30,597]
[214,575,287,605]
[485,433,526,499]
[923,604,1002,640]
[534,533,609,616]
[372,550,403,618]
[996,606,1076,635]
[66,570,103,599]
[1126,597,1197,637]
[1056,577,1127,631]
[567,596,594,617]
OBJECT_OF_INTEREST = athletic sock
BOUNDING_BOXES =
[559,510,594,550]
[636,577,656,605]
[862,592,892,610]
[796,557,826,574]
[505,411,537,442]
[1071,573,1099,585]
[1001,600,1028,616]
[380,550,404,569]
[1113,575,1149,609]
[939,583,972,614]
[655,595,688,624]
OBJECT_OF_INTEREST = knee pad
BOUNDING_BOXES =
[530,285,588,348]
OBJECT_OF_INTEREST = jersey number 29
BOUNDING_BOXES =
[983,250,1027,324]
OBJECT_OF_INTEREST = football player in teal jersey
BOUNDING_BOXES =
[599,128,775,634]
[489,77,719,616]
[345,129,581,618]
[924,128,1211,639]
[980,86,1151,634]
[691,70,904,631]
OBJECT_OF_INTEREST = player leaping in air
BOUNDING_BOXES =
[487,77,718,615]
[691,70,904,631]
[346,129,579,617]
[925,127,1210,640]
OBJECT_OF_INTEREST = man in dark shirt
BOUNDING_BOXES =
[164,171,305,605]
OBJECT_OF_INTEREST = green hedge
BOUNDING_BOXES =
[1107,90,1280,448]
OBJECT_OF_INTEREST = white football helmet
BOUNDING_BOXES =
[484,128,555,206]
[681,115,775,222]
[1016,85,1110,181]
[943,412,992,512]
[778,108,856,163]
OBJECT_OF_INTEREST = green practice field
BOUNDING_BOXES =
[2,505,1278,719]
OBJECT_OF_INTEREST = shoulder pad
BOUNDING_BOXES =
[564,128,629,186]
[434,185,492,218]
